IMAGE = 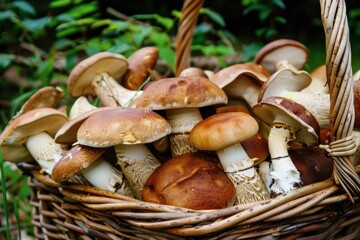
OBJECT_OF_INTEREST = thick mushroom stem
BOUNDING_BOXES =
[166,107,203,157]
[115,144,161,199]
[268,123,301,195]
[216,142,270,204]
[276,60,298,72]
[69,96,97,120]
[281,91,330,128]
[93,72,142,107]
[81,157,134,196]
[25,132,65,174]
[222,78,260,108]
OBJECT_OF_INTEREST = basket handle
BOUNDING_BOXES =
[320,0,360,200]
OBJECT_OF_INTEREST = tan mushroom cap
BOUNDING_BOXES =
[67,52,128,97]
[122,46,159,90]
[77,108,171,148]
[0,108,68,163]
[252,97,320,146]
[55,107,116,145]
[135,76,228,110]
[189,112,259,151]
[51,144,105,183]
[254,39,309,73]
[257,68,312,102]
[180,67,208,78]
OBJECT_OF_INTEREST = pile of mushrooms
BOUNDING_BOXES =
[1,40,359,210]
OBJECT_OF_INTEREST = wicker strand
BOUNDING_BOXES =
[174,0,204,76]
[320,0,360,200]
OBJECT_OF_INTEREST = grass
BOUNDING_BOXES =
[0,148,11,240]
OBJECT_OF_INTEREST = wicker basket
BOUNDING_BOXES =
[13,0,360,239]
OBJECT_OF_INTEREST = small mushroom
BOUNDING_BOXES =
[122,46,159,90]
[253,97,320,196]
[254,39,309,74]
[77,108,171,199]
[67,52,141,107]
[0,108,68,173]
[143,152,236,210]
[189,112,270,204]
[210,63,270,108]
[135,76,228,157]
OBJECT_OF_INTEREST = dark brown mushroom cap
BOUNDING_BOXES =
[252,96,320,147]
[189,112,259,151]
[67,52,128,97]
[135,76,228,110]
[77,108,171,148]
[122,46,159,90]
[142,152,236,210]
[254,39,309,73]
[51,145,106,183]
[0,108,68,163]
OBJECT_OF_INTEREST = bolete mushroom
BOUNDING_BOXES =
[68,96,97,120]
[252,97,320,196]
[254,39,309,74]
[189,112,270,204]
[0,108,68,173]
[143,152,236,210]
[77,107,171,199]
[135,76,228,157]
[67,52,141,107]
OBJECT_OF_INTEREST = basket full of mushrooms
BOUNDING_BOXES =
[1,0,360,239]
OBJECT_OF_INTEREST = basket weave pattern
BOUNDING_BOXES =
[12,0,360,239]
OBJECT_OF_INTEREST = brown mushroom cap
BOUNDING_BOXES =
[254,39,309,73]
[252,97,320,147]
[142,152,236,210]
[257,68,312,102]
[55,107,116,145]
[77,108,171,148]
[67,52,128,97]
[135,76,228,110]
[122,46,159,90]
[0,108,68,162]
[189,112,259,151]
[180,67,208,78]
[51,144,105,183]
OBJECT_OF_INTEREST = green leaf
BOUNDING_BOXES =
[22,16,50,32]
[131,27,152,47]
[159,46,175,71]
[11,1,36,15]
[91,19,112,28]
[50,0,72,8]
[259,8,271,22]
[0,10,16,21]
[241,42,263,62]
[272,0,286,9]
[132,14,174,30]
[0,149,11,240]
[66,2,98,19]
[84,43,101,56]
[149,31,171,46]
[201,8,225,27]
[37,59,54,85]
[274,16,286,24]
[0,54,15,69]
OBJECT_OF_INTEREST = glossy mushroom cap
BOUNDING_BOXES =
[189,112,259,151]
[77,108,171,147]
[134,76,228,110]
[0,108,68,163]
[180,67,208,78]
[253,97,320,146]
[122,46,159,90]
[67,52,128,97]
[142,152,236,210]
[254,39,309,73]
[51,145,105,183]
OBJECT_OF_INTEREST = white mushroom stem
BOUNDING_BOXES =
[222,78,260,108]
[25,132,66,174]
[166,107,203,157]
[216,142,270,204]
[115,144,161,199]
[258,161,273,193]
[81,157,134,197]
[268,123,301,195]
[281,91,330,128]
[69,96,97,120]
[94,72,142,107]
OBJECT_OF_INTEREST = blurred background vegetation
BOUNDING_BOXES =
[0,0,359,238]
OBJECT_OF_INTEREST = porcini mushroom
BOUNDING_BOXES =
[68,96,97,120]
[122,46,159,90]
[252,97,320,196]
[77,108,171,199]
[189,112,270,204]
[67,52,141,107]
[135,76,228,157]
[254,39,309,74]
[0,108,68,173]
